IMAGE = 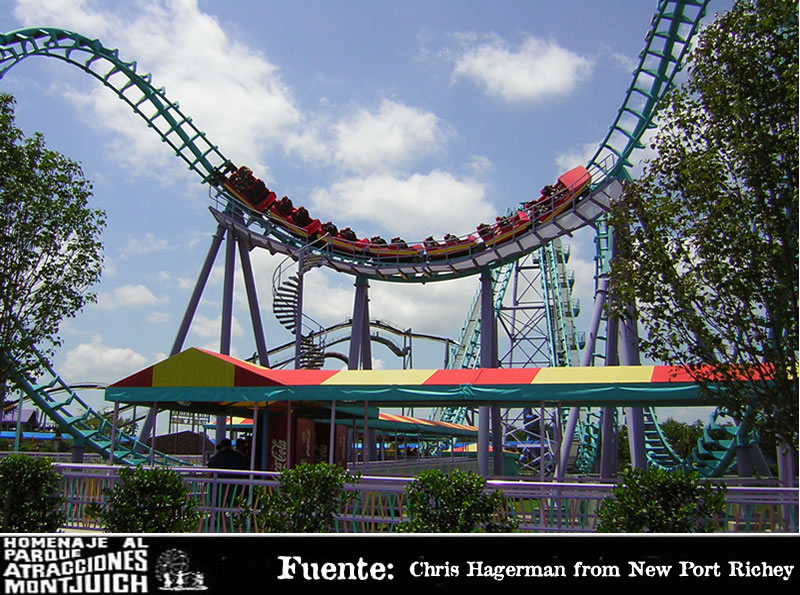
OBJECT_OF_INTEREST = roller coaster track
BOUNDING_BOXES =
[1,348,186,466]
[1,2,751,475]
[260,317,454,370]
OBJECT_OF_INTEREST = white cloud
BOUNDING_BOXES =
[60,338,149,383]
[333,100,452,173]
[123,233,171,257]
[146,311,171,324]
[309,170,495,239]
[188,313,244,340]
[13,0,300,180]
[555,141,600,173]
[451,34,593,103]
[368,277,477,338]
[97,284,169,310]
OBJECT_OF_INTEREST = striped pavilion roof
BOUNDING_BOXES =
[106,347,769,409]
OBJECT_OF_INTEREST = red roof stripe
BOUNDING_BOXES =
[474,368,540,384]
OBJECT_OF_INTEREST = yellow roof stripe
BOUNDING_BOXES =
[322,369,437,385]
[532,365,655,384]
[153,348,235,387]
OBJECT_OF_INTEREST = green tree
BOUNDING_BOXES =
[238,463,360,533]
[0,93,106,403]
[660,418,705,459]
[596,467,727,533]
[608,0,798,450]
[0,454,65,532]
[398,469,517,533]
[88,466,201,532]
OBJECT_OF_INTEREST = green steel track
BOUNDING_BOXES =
[2,348,187,466]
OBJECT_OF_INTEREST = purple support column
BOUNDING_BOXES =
[140,224,226,447]
[348,277,369,370]
[216,227,237,444]
[236,233,270,367]
[478,269,498,476]
[558,277,608,479]
[619,311,646,469]
[171,223,226,356]
[348,277,371,463]
[599,313,619,481]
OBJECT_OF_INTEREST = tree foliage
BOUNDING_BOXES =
[87,466,201,533]
[0,454,65,532]
[608,0,798,449]
[660,418,705,460]
[238,463,360,533]
[0,93,106,400]
[596,467,727,533]
[398,469,517,533]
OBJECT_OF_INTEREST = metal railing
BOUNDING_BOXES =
[51,463,798,534]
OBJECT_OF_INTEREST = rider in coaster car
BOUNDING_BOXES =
[477,223,493,239]
[390,237,408,249]
[321,221,338,237]
[443,233,459,244]
[370,235,388,246]
[274,196,293,217]
[292,206,312,227]
[424,236,439,248]
[340,227,358,242]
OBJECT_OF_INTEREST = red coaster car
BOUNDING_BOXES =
[317,225,370,255]
[366,236,424,262]
[224,166,276,213]
[424,233,479,260]
[268,197,322,241]
[478,211,532,248]
[524,166,591,224]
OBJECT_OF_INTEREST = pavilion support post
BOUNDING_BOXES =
[286,401,293,469]
[329,402,336,465]
[363,402,370,464]
[150,403,158,466]
[250,403,259,471]
[258,408,269,471]
[109,401,119,465]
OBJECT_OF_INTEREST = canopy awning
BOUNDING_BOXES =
[104,347,753,409]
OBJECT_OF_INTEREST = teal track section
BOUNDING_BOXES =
[1,2,749,476]
[0,27,233,185]
[3,348,186,466]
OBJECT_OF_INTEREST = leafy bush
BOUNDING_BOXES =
[398,469,517,533]
[0,454,65,532]
[596,467,727,533]
[238,463,360,532]
[88,466,201,532]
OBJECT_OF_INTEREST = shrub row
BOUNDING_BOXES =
[0,457,727,533]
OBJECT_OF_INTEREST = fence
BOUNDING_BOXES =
[53,463,798,534]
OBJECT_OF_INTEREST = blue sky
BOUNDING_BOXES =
[0,0,729,424]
